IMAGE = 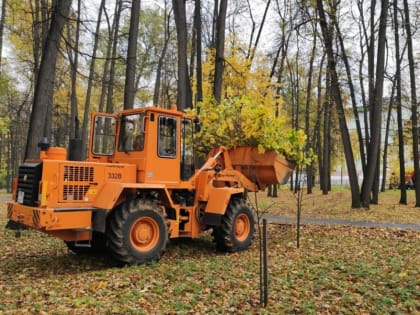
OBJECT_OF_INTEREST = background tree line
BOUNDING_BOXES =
[0,0,419,209]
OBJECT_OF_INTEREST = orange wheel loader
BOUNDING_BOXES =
[6,106,294,265]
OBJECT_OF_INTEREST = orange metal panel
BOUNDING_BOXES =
[43,211,91,231]
[7,202,91,231]
[204,186,242,214]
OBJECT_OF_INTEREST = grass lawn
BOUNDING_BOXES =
[1,188,419,314]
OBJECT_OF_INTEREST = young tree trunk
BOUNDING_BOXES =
[247,0,271,63]
[316,0,361,208]
[361,0,388,207]
[81,0,105,159]
[124,0,141,110]
[25,0,71,159]
[403,0,420,207]
[213,0,227,103]
[267,8,291,197]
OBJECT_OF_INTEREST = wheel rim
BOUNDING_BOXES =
[234,213,251,242]
[130,217,160,252]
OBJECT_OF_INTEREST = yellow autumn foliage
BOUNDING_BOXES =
[191,44,307,163]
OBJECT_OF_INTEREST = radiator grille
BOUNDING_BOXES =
[64,166,94,182]
[63,185,90,201]
[62,165,94,201]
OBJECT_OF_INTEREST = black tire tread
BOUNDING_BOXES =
[107,199,168,265]
[212,198,255,252]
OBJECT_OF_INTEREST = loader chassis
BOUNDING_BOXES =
[7,106,293,265]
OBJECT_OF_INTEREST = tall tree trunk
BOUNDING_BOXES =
[335,19,367,173]
[106,0,122,114]
[213,0,227,103]
[25,0,71,159]
[153,5,170,106]
[392,1,407,203]
[305,23,317,194]
[403,0,420,206]
[31,0,41,85]
[69,0,81,139]
[172,0,192,110]
[361,0,388,207]
[316,0,361,208]
[194,0,203,104]
[211,0,219,48]
[98,6,114,112]
[41,0,53,141]
[314,52,326,190]
[124,0,141,110]
[367,0,376,127]
[356,1,370,155]
[381,78,396,192]
[81,0,105,159]
[321,99,331,195]
[0,0,6,71]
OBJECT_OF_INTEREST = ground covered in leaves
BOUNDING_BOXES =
[252,188,420,224]
[1,189,419,314]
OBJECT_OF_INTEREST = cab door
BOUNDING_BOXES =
[140,112,180,184]
[88,112,117,162]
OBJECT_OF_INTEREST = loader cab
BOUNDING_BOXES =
[88,107,196,185]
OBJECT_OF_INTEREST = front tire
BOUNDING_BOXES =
[107,199,168,265]
[212,198,255,252]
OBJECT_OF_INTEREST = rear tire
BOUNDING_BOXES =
[107,199,168,265]
[212,198,255,252]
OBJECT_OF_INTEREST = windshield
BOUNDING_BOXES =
[119,113,146,152]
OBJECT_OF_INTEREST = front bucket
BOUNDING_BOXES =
[228,146,294,189]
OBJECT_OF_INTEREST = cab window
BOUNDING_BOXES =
[158,116,177,158]
[181,118,194,180]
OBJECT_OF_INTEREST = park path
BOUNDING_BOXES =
[264,215,420,231]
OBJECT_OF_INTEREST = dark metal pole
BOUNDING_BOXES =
[263,218,268,306]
